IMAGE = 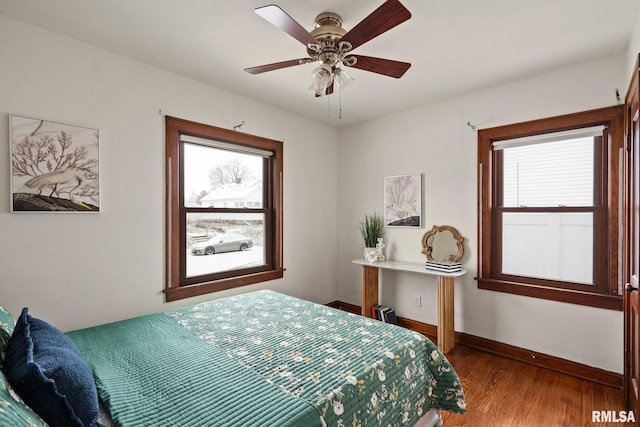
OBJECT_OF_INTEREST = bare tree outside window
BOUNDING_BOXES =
[209,158,255,190]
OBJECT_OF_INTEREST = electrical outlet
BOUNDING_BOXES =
[413,295,421,307]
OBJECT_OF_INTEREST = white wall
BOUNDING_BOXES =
[627,5,640,80]
[337,56,627,373]
[0,15,339,332]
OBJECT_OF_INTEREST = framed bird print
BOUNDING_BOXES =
[10,114,100,212]
[384,174,421,227]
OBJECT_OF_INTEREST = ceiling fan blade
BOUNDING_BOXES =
[255,5,320,47]
[244,58,313,75]
[348,55,411,78]
[340,0,411,51]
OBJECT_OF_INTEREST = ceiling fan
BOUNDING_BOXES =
[244,0,412,96]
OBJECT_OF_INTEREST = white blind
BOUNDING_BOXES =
[502,137,594,207]
[180,134,273,158]
[492,125,606,150]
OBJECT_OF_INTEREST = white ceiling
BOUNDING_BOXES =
[1,0,638,127]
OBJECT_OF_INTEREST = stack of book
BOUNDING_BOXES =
[425,261,463,273]
[371,305,398,325]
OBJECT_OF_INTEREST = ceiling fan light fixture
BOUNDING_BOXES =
[334,67,355,90]
[309,64,334,96]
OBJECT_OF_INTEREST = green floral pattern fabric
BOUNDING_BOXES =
[0,307,47,425]
[0,306,16,370]
[0,370,47,427]
[166,290,465,426]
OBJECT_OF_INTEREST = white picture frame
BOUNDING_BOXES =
[10,114,100,212]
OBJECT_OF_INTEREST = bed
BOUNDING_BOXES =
[0,290,466,426]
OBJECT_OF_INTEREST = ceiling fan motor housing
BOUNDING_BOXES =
[307,12,352,66]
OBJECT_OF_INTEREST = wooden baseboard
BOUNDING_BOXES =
[326,300,622,389]
[455,331,622,389]
[326,300,360,314]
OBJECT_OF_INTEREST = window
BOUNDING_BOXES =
[477,106,624,310]
[165,116,283,302]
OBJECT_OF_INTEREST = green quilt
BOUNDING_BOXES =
[68,290,465,426]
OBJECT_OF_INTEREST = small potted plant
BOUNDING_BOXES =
[359,212,384,260]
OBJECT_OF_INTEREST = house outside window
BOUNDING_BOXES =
[165,117,283,302]
[477,106,624,310]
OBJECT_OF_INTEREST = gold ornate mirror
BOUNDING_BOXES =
[421,225,465,262]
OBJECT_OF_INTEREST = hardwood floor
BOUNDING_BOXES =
[438,344,632,426]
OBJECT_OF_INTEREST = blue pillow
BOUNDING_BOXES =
[4,308,101,427]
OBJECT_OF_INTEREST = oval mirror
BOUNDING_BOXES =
[421,225,465,262]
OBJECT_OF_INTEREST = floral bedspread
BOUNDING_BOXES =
[166,290,465,426]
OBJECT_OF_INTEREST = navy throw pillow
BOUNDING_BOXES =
[4,308,101,427]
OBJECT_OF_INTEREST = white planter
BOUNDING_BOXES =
[364,247,380,262]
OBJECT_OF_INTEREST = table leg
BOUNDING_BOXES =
[437,276,455,353]
[361,265,379,318]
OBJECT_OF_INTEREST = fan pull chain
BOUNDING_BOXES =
[339,84,343,120]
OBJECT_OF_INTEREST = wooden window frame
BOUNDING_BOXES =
[165,116,283,302]
[477,106,624,310]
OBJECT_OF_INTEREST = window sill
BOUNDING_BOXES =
[477,278,622,311]
[165,269,284,302]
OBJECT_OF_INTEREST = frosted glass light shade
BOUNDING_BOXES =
[334,67,354,89]
[308,64,334,96]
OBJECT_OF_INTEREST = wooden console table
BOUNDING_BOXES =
[353,259,467,354]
